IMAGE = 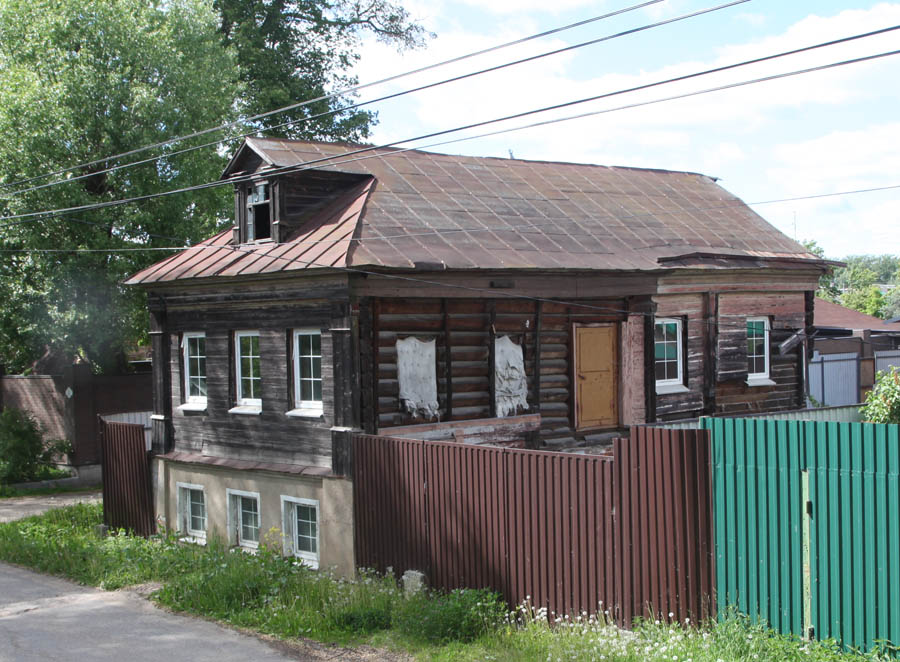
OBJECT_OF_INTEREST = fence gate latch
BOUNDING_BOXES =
[806,500,813,518]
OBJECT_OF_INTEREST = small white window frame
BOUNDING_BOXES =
[654,318,688,395]
[280,495,320,568]
[226,488,261,550]
[287,329,324,418]
[746,316,774,386]
[233,330,262,411]
[176,482,207,543]
[181,332,207,410]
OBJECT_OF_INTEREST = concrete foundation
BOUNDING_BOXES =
[154,457,355,577]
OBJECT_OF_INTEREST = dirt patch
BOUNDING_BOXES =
[262,636,413,662]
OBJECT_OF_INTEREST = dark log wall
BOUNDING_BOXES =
[715,291,806,415]
[360,297,636,446]
[654,294,707,420]
[654,291,808,419]
[159,279,350,468]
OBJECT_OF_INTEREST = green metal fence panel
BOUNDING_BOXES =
[709,417,900,653]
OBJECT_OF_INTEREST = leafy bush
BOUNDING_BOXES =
[0,407,71,484]
[393,587,506,643]
[861,366,900,424]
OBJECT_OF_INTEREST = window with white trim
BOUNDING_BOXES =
[290,329,323,416]
[182,333,207,405]
[235,331,261,406]
[747,317,770,380]
[227,489,260,549]
[245,182,271,241]
[281,496,319,568]
[654,318,684,390]
[176,482,207,541]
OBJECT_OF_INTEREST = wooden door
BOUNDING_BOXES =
[574,325,618,429]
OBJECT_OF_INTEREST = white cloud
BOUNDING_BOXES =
[455,0,603,15]
[734,12,766,27]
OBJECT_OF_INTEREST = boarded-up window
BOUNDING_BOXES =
[396,337,439,419]
[494,335,528,417]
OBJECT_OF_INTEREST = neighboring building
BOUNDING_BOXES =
[126,138,829,571]
[808,297,900,406]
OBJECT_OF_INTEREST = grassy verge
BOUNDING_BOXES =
[0,483,101,499]
[0,504,891,661]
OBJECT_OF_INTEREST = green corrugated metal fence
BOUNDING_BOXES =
[705,417,900,652]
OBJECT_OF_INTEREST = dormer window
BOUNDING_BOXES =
[246,182,271,241]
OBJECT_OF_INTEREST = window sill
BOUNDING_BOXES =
[285,407,324,419]
[228,405,262,416]
[291,554,319,570]
[746,376,776,387]
[656,383,689,395]
[179,534,207,546]
[177,402,207,414]
[231,544,259,554]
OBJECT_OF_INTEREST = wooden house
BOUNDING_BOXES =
[126,138,828,572]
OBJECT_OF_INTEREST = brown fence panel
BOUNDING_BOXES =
[352,426,714,624]
[353,434,429,574]
[615,427,714,624]
[425,442,508,597]
[100,419,154,536]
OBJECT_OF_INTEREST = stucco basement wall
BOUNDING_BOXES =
[154,459,355,578]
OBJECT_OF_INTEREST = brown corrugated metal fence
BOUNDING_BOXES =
[354,426,713,625]
[99,419,155,536]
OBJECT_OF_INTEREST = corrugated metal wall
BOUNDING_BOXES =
[353,426,714,624]
[875,350,900,375]
[100,420,154,536]
[808,352,860,406]
[707,417,900,652]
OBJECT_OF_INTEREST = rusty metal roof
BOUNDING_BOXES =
[127,138,823,285]
[814,297,900,333]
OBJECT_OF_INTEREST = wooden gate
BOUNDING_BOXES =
[99,418,154,536]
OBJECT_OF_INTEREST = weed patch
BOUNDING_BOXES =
[0,504,892,662]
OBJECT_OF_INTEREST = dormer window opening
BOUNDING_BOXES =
[246,182,271,241]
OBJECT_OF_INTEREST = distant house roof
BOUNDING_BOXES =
[814,297,900,333]
[127,138,826,285]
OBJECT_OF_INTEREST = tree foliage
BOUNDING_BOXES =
[214,0,429,141]
[0,0,425,374]
[860,367,900,424]
[805,244,900,319]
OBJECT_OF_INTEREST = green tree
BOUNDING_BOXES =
[802,238,840,301]
[841,285,886,318]
[214,0,429,141]
[0,0,242,374]
[860,366,900,424]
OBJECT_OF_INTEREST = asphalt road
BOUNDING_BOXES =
[0,562,299,662]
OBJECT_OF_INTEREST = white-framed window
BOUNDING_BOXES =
[747,316,771,382]
[654,318,685,393]
[281,496,319,568]
[235,330,261,407]
[182,332,207,406]
[246,181,272,241]
[226,488,260,549]
[176,482,207,542]
[289,329,323,417]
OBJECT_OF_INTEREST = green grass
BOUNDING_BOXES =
[0,483,100,499]
[0,504,892,661]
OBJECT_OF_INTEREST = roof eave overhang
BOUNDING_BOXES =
[220,138,275,180]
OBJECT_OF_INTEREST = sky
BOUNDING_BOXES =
[350,0,900,259]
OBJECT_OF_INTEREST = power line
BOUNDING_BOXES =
[4,178,895,254]
[0,0,668,192]
[2,0,746,200]
[3,29,897,226]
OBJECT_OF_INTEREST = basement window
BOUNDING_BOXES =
[227,489,260,550]
[176,482,207,543]
[246,182,271,242]
[281,496,320,568]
